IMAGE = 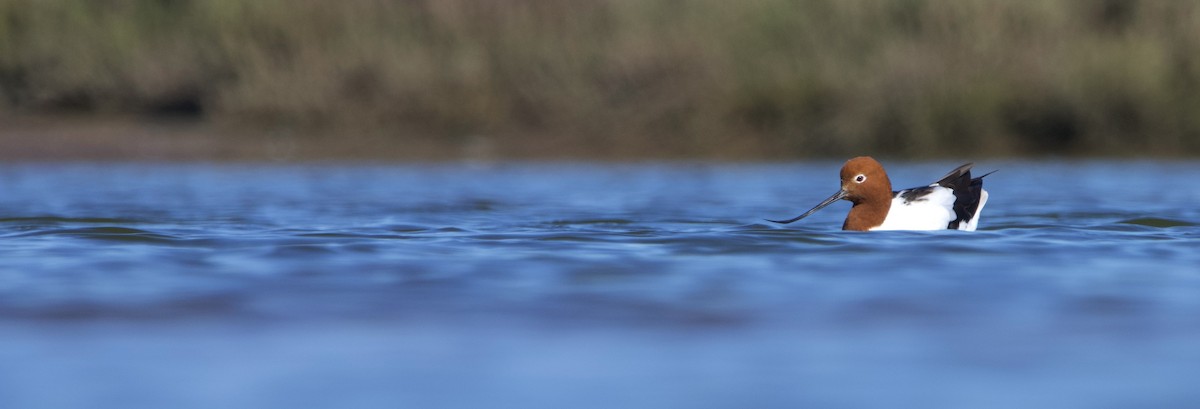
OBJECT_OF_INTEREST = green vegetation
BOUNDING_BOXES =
[2,0,1200,159]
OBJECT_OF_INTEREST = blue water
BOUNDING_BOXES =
[1,161,1198,409]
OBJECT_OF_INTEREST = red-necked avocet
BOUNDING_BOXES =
[768,156,993,231]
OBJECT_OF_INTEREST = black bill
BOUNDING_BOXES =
[767,190,848,224]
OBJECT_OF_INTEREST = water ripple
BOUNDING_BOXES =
[1,162,1199,409]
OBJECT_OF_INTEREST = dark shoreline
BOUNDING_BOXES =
[0,114,801,162]
[4,114,1200,162]
[0,115,469,162]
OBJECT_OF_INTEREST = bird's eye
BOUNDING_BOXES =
[854,174,866,183]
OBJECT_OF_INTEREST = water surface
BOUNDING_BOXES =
[1,161,1198,408]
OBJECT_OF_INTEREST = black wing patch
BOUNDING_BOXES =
[932,163,995,230]
[897,186,937,204]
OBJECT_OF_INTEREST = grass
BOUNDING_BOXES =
[2,0,1200,159]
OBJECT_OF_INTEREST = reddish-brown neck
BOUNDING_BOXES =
[842,199,890,231]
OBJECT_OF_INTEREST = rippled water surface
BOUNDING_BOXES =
[2,161,1199,408]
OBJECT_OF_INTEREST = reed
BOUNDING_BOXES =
[2,0,1199,158]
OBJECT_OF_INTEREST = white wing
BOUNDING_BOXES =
[871,186,957,231]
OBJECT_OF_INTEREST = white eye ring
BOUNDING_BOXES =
[854,174,866,183]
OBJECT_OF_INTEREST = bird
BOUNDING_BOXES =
[768,156,992,231]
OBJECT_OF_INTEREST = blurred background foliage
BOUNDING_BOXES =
[1,0,1199,159]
